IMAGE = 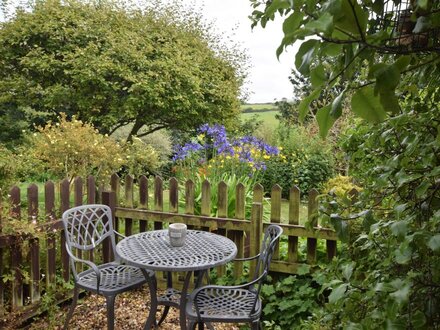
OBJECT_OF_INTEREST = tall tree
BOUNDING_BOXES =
[0,0,248,143]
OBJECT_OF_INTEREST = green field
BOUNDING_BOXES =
[240,103,280,128]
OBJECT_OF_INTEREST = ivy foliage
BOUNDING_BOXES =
[0,0,247,144]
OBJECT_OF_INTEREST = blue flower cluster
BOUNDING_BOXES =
[171,124,279,171]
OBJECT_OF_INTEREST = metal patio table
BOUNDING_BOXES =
[116,229,237,330]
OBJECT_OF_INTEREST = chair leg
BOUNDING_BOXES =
[251,320,260,330]
[64,286,79,330]
[105,295,116,330]
[157,306,170,326]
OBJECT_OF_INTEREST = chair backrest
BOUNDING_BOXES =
[62,204,117,259]
[249,224,282,315]
[254,224,283,281]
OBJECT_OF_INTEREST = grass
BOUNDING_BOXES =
[240,103,280,128]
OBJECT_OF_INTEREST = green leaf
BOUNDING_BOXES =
[427,234,440,251]
[394,245,411,264]
[394,56,411,72]
[341,262,354,281]
[298,88,322,122]
[330,91,345,119]
[328,283,348,303]
[283,12,303,34]
[295,39,319,75]
[391,221,408,237]
[334,0,368,37]
[316,104,336,138]
[304,12,334,34]
[379,91,401,114]
[415,180,431,198]
[297,264,311,275]
[321,42,343,56]
[390,284,410,304]
[417,0,429,10]
[412,310,427,329]
[351,86,387,123]
[310,64,327,88]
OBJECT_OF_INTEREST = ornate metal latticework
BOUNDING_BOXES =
[62,204,149,330]
[186,225,283,329]
[374,0,440,53]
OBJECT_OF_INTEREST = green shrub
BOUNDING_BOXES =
[0,145,18,195]
[121,137,162,176]
[261,125,334,197]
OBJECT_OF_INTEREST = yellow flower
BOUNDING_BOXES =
[197,134,205,141]
[263,155,270,160]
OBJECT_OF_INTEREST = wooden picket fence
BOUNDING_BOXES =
[0,174,338,326]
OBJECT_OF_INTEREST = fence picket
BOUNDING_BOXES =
[233,183,245,279]
[154,177,163,230]
[169,177,178,214]
[0,197,4,315]
[139,175,149,232]
[270,185,282,260]
[110,174,121,236]
[59,179,70,282]
[216,181,228,277]
[307,189,319,264]
[87,176,96,261]
[288,186,300,264]
[10,186,23,310]
[249,202,263,277]
[28,184,40,304]
[73,178,83,273]
[45,181,56,286]
[124,175,134,237]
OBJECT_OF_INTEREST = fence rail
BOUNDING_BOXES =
[0,174,338,326]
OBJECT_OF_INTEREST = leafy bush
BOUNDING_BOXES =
[0,145,18,195]
[261,270,323,329]
[261,124,334,197]
[28,114,125,182]
[121,137,162,176]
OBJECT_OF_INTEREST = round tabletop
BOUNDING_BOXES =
[116,230,237,272]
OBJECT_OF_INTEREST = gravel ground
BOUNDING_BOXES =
[25,287,241,330]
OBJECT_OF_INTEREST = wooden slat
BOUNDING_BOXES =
[87,176,96,204]
[110,174,120,236]
[124,175,134,237]
[201,180,211,217]
[169,177,179,214]
[101,192,116,262]
[270,185,282,260]
[249,202,263,277]
[247,183,263,257]
[185,179,195,215]
[216,181,228,277]
[288,186,300,264]
[154,177,163,230]
[45,181,56,286]
[138,175,148,232]
[28,184,40,304]
[233,183,245,279]
[307,189,319,264]
[10,186,23,310]
[59,179,70,282]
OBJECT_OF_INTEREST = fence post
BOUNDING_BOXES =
[307,189,319,264]
[249,202,263,277]
[102,191,116,262]
[216,181,228,277]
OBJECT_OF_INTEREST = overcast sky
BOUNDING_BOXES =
[179,0,296,103]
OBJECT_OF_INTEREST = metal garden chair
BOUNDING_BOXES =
[185,224,283,330]
[62,204,152,330]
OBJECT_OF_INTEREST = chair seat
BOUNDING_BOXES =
[77,262,148,295]
[186,287,262,323]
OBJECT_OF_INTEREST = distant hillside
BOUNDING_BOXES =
[241,103,277,113]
